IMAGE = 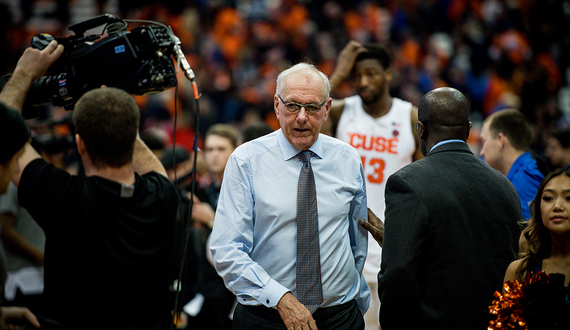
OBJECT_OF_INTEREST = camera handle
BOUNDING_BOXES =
[68,14,123,37]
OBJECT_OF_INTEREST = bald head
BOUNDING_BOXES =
[417,87,471,154]
[419,87,469,126]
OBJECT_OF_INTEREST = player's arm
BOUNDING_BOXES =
[321,99,344,136]
[329,41,366,92]
[321,41,367,136]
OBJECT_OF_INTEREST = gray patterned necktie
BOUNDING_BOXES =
[296,150,323,314]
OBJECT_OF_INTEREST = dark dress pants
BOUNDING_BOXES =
[233,300,364,330]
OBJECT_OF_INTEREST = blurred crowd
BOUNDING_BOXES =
[1,1,570,328]
[0,0,569,168]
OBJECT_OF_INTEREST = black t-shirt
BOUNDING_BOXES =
[18,159,178,330]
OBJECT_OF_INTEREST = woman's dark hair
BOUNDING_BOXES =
[516,168,570,280]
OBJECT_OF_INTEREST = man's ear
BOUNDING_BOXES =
[417,121,427,140]
[323,98,332,122]
[273,94,280,120]
[75,133,88,157]
[76,133,96,169]
[497,132,506,149]
[384,67,393,85]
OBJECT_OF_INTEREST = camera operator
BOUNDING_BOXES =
[0,40,179,330]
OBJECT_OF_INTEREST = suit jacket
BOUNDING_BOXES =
[378,142,522,330]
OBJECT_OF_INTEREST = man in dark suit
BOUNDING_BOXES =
[377,87,522,330]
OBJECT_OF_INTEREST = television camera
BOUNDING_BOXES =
[20,14,191,116]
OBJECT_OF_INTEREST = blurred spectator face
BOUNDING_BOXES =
[353,59,391,105]
[0,147,24,194]
[479,120,502,170]
[546,136,570,169]
[274,72,330,151]
[205,135,235,176]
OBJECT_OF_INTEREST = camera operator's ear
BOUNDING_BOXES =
[75,133,95,170]
[75,134,87,156]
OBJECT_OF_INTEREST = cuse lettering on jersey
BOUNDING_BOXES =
[347,132,400,184]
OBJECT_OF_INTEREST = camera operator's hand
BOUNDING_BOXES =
[0,40,63,113]
[0,40,64,189]
[14,40,64,83]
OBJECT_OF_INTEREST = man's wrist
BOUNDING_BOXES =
[11,64,39,93]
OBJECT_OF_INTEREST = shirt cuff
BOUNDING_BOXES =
[257,278,290,308]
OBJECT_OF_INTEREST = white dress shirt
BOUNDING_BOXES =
[210,129,370,312]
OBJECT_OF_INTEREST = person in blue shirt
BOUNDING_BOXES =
[209,62,370,330]
[480,108,545,220]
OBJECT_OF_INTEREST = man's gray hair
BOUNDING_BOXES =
[276,62,330,100]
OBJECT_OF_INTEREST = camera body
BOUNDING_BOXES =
[25,15,178,113]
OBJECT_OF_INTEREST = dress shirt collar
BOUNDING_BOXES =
[429,139,465,153]
[277,129,324,161]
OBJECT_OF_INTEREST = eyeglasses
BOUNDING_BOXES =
[278,95,326,115]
